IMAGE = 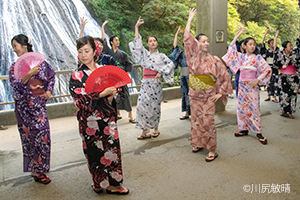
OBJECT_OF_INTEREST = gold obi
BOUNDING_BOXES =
[189,74,216,90]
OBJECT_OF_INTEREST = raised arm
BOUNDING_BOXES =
[185,8,196,33]
[173,26,181,48]
[261,29,269,46]
[79,17,88,39]
[231,27,245,46]
[273,30,279,53]
[135,16,144,39]
[101,20,108,40]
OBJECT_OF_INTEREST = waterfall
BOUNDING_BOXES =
[0,0,110,110]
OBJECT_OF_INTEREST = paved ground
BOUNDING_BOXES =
[0,91,299,200]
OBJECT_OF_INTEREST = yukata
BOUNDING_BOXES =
[184,30,233,151]
[273,39,300,115]
[102,40,133,112]
[169,45,190,115]
[260,44,279,97]
[223,42,271,133]
[9,60,55,173]
[69,54,125,189]
[129,35,175,130]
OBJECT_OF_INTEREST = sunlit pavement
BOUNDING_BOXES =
[0,91,299,200]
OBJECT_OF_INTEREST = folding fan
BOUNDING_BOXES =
[14,52,46,79]
[85,65,132,93]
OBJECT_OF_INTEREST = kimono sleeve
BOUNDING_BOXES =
[273,49,283,69]
[222,42,243,74]
[69,70,102,112]
[214,56,233,106]
[184,30,199,62]
[256,55,271,85]
[168,46,182,69]
[102,39,113,55]
[9,64,31,101]
[121,51,133,72]
[42,61,56,92]
[129,35,147,63]
[160,53,175,85]
[259,43,267,59]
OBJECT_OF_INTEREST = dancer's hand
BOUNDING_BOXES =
[102,20,108,28]
[188,8,197,21]
[45,91,52,100]
[29,65,39,76]
[250,79,259,87]
[80,17,88,27]
[176,26,181,35]
[100,87,116,98]
[211,94,222,102]
[135,16,144,28]
[234,27,246,40]
[154,72,161,81]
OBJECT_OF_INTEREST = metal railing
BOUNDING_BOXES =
[0,65,180,107]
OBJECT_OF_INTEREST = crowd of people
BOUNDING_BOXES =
[7,7,300,196]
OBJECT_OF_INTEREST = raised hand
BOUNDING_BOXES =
[102,20,108,27]
[135,16,144,28]
[275,30,279,38]
[80,17,88,27]
[188,8,197,20]
[264,29,270,35]
[176,26,181,35]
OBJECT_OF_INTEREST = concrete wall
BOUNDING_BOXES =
[0,86,182,126]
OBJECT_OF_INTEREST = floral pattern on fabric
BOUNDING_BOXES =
[9,60,55,173]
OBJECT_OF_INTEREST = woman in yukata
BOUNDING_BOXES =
[223,27,271,145]
[9,34,55,184]
[169,26,191,120]
[129,16,175,140]
[69,36,129,195]
[273,30,300,119]
[184,8,233,162]
[260,29,279,103]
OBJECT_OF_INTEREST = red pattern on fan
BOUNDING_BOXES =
[85,65,132,93]
[14,52,46,79]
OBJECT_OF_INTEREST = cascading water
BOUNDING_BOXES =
[0,0,113,110]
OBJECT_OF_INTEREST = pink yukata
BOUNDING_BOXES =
[184,30,233,151]
[222,43,271,133]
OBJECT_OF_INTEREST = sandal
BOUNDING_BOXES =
[234,130,248,137]
[180,115,189,120]
[129,119,136,124]
[280,113,294,119]
[272,98,278,103]
[117,116,122,120]
[0,125,8,130]
[91,183,103,193]
[264,97,270,101]
[137,134,151,140]
[192,147,203,153]
[205,153,218,162]
[106,187,129,195]
[256,133,268,145]
[152,131,160,138]
[32,173,51,184]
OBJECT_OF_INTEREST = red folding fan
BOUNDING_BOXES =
[14,52,46,79]
[85,65,132,93]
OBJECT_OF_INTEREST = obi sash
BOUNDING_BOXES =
[28,79,44,97]
[281,65,296,75]
[189,74,216,90]
[240,65,257,80]
[143,68,158,79]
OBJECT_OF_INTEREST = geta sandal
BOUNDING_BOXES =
[91,184,103,193]
[256,133,268,145]
[192,147,203,153]
[205,153,218,162]
[129,119,136,124]
[152,131,160,138]
[234,130,248,137]
[137,134,151,140]
[32,174,51,184]
[180,115,189,120]
[106,187,129,195]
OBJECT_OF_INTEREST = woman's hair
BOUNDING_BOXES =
[11,34,33,52]
[94,37,103,44]
[109,35,117,45]
[77,36,97,61]
[282,41,291,49]
[267,39,274,45]
[195,33,207,41]
[146,35,158,43]
[243,37,259,55]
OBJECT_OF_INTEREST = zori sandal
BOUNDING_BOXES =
[234,130,248,137]
[137,134,151,140]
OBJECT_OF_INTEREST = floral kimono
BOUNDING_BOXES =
[273,39,300,115]
[129,35,175,130]
[259,44,279,96]
[69,54,125,189]
[223,42,271,133]
[184,30,233,151]
[9,60,55,173]
[169,45,190,115]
